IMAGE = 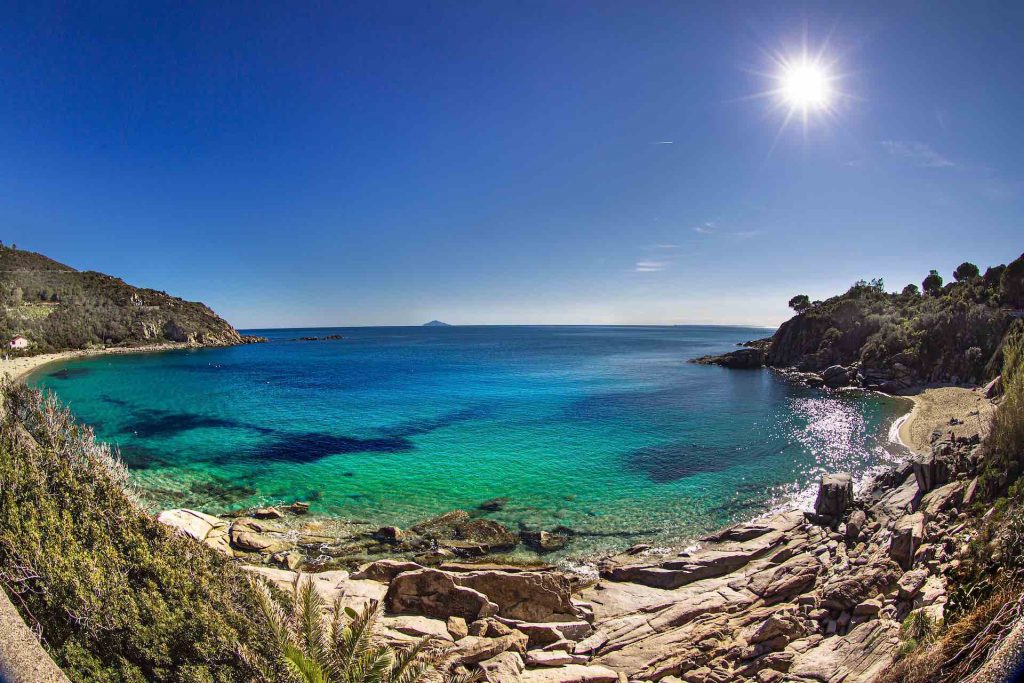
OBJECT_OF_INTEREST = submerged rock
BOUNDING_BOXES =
[691,348,765,369]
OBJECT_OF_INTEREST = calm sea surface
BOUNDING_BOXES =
[29,325,910,557]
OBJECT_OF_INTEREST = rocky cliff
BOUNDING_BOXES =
[0,246,243,352]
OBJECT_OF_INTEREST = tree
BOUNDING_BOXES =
[245,575,470,683]
[902,283,920,296]
[1001,253,1024,308]
[953,262,980,282]
[788,294,812,313]
[922,270,943,296]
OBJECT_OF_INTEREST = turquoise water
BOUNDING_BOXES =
[29,325,910,557]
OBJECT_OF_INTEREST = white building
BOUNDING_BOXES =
[9,336,29,349]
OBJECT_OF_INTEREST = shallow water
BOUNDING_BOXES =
[29,325,910,557]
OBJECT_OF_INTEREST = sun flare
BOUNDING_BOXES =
[780,61,831,110]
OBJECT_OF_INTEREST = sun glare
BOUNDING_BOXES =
[780,61,831,110]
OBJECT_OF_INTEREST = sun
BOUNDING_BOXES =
[780,61,832,110]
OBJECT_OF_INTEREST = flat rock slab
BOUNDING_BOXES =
[521,664,619,683]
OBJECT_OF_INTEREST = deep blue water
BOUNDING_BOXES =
[29,325,910,557]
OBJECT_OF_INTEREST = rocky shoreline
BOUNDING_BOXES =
[154,383,994,682]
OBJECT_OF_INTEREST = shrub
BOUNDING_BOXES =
[0,382,271,682]
[788,294,811,313]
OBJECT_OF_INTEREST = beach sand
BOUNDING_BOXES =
[0,343,196,383]
[897,385,995,454]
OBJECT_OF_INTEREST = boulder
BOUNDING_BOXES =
[411,510,471,538]
[271,550,303,570]
[889,512,926,570]
[525,650,587,667]
[251,506,284,520]
[983,375,1002,398]
[455,571,580,622]
[846,510,866,540]
[351,559,423,583]
[813,473,854,520]
[749,554,821,603]
[479,498,510,512]
[521,530,569,552]
[897,569,929,600]
[455,519,519,551]
[743,612,807,646]
[479,652,525,683]
[453,632,528,665]
[229,518,293,554]
[156,509,231,555]
[447,616,469,640]
[920,481,964,521]
[820,560,901,611]
[385,568,498,621]
[912,453,955,494]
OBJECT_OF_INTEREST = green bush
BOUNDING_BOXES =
[0,382,271,682]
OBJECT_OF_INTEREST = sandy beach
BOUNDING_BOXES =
[896,385,995,454]
[0,343,198,384]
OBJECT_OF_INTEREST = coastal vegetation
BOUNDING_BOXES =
[768,253,1024,384]
[245,576,459,683]
[879,325,1024,682]
[0,246,243,353]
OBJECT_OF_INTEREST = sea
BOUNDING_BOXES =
[28,325,911,558]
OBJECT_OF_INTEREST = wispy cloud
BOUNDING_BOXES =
[734,230,762,238]
[652,141,674,145]
[634,260,669,272]
[881,140,955,168]
[649,243,681,249]
[693,222,716,235]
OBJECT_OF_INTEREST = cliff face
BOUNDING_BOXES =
[0,247,242,353]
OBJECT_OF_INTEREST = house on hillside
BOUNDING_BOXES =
[9,335,29,349]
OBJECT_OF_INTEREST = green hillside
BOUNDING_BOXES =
[0,245,242,353]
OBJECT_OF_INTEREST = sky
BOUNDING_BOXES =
[2,1,1022,328]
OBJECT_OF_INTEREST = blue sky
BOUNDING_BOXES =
[2,2,1022,328]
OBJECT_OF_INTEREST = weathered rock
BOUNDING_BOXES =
[479,498,510,512]
[285,501,310,515]
[912,453,955,494]
[271,550,302,570]
[526,650,588,667]
[521,530,569,552]
[372,526,404,543]
[455,519,519,551]
[479,651,525,683]
[749,554,821,603]
[520,664,619,683]
[156,508,231,555]
[229,518,293,554]
[889,512,926,570]
[897,568,929,600]
[846,510,866,540]
[455,571,580,622]
[385,569,498,621]
[384,614,453,642]
[983,375,1002,398]
[251,506,284,520]
[351,559,423,583]
[787,619,900,683]
[411,510,471,538]
[453,632,528,664]
[814,473,854,520]
[743,611,807,645]
[447,616,469,640]
[920,481,964,521]
[692,348,765,369]
[820,560,901,610]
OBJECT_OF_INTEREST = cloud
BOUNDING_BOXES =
[649,243,681,249]
[733,230,762,238]
[634,260,668,272]
[881,140,955,168]
[693,222,716,234]
[652,141,674,145]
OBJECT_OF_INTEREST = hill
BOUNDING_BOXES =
[698,252,1024,390]
[0,246,243,353]
[423,320,451,327]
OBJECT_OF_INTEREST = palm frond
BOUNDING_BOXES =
[295,574,329,664]
[390,637,444,683]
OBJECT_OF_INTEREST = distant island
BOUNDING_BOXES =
[423,320,451,327]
